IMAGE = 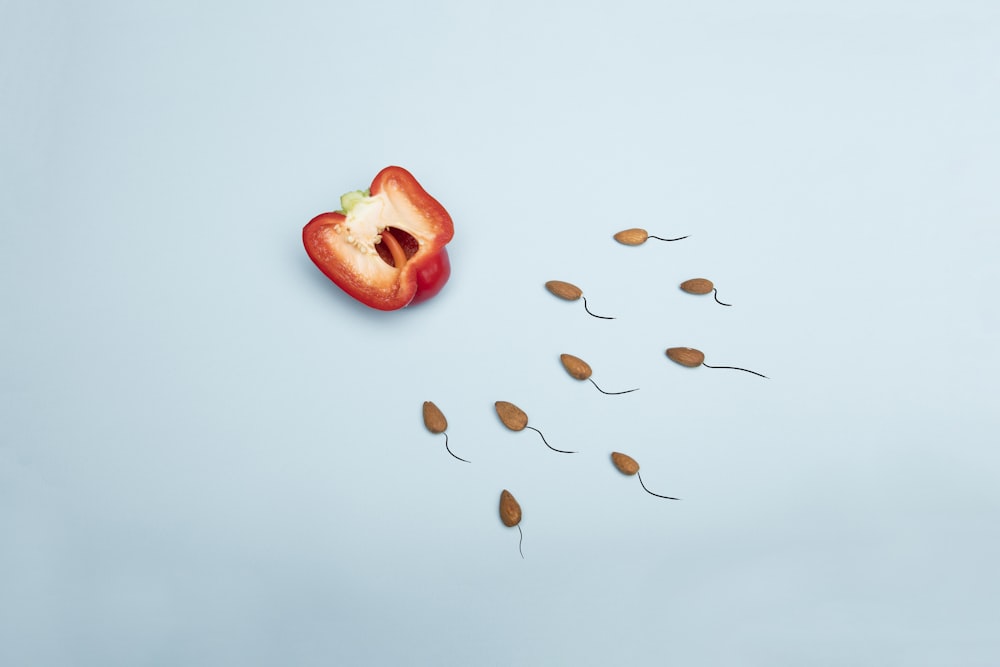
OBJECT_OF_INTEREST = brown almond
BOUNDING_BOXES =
[613,228,649,245]
[559,353,593,381]
[422,401,447,434]
[611,452,640,476]
[499,489,522,527]
[495,401,528,431]
[665,347,706,367]
[680,278,714,295]
[545,280,583,301]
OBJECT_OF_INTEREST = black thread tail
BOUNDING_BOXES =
[702,363,768,379]
[443,432,470,463]
[637,472,680,500]
[589,378,639,395]
[517,524,524,559]
[581,296,615,320]
[713,289,732,307]
[648,235,689,242]
[526,426,575,454]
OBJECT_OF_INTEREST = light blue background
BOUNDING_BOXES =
[3,1,999,665]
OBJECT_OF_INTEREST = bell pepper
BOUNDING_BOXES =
[302,166,454,310]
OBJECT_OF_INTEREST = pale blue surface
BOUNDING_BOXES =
[3,1,1000,665]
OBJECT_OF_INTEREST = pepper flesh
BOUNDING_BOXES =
[303,166,454,310]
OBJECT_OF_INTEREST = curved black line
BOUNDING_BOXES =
[517,524,524,559]
[581,296,615,320]
[526,426,575,454]
[648,235,689,242]
[637,472,680,500]
[702,362,768,379]
[589,378,639,395]
[443,432,470,463]
[713,288,732,307]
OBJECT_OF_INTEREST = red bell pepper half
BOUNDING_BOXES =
[303,166,455,310]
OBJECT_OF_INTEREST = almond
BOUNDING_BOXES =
[611,452,640,476]
[665,347,705,367]
[499,489,522,527]
[495,401,528,431]
[613,228,649,245]
[422,401,447,433]
[679,278,714,295]
[559,353,593,381]
[545,280,583,301]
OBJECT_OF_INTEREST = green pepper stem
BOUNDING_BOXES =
[337,189,371,214]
